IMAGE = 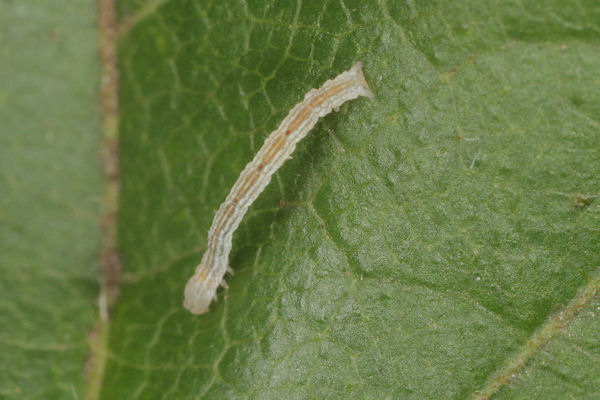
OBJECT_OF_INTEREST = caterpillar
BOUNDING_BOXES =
[184,62,374,314]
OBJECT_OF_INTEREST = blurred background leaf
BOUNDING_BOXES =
[0,1,103,399]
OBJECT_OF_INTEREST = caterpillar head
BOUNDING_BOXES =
[183,272,216,314]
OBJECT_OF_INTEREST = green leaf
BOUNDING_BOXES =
[106,0,600,399]
[0,1,103,399]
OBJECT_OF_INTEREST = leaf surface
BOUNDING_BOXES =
[105,1,600,398]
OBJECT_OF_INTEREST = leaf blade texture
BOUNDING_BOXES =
[104,1,600,398]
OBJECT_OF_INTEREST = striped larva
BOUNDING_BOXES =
[184,62,374,314]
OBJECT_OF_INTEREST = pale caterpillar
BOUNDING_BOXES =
[184,62,374,314]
